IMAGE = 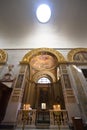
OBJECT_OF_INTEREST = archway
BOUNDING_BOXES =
[21,48,65,110]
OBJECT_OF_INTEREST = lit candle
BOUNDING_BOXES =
[23,104,31,110]
[53,105,56,110]
[23,104,26,110]
[57,104,61,110]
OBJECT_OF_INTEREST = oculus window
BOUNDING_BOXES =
[36,4,51,23]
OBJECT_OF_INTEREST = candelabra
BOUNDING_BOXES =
[22,110,29,130]
[22,104,32,130]
[54,111,61,130]
[53,104,61,130]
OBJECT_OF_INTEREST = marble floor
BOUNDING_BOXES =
[15,128,70,130]
[15,126,71,130]
[0,129,71,130]
[0,126,71,130]
[0,124,71,130]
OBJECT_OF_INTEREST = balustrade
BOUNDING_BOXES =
[16,109,68,128]
[50,109,68,126]
[16,109,36,126]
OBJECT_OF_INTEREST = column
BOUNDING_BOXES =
[59,64,81,123]
[3,65,29,125]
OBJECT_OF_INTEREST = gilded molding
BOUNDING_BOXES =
[0,49,7,63]
[67,48,87,62]
[20,48,66,64]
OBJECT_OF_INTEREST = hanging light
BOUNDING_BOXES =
[36,4,51,23]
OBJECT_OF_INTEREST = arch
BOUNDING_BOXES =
[20,48,66,64]
[32,70,56,83]
[67,48,87,62]
[0,49,7,64]
[20,48,66,110]
[38,77,51,83]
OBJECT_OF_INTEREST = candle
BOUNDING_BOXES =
[53,104,61,110]
[23,104,30,110]
[57,104,61,110]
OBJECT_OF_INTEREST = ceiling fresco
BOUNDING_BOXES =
[30,54,57,70]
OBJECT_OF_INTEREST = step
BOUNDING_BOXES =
[36,124,50,129]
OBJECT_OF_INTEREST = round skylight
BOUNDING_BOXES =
[36,4,51,23]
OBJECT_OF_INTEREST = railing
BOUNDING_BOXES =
[49,109,69,126]
[16,109,69,127]
[16,109,36,126]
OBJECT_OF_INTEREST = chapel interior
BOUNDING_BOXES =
[0,1,87,130]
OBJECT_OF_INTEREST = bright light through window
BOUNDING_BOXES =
[36,4,51,23]
[38,77,51,84]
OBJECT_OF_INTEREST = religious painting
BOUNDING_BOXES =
[73,52,87,62]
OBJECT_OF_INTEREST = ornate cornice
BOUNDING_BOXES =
[0,49,7,64]
[67,48,87,62]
